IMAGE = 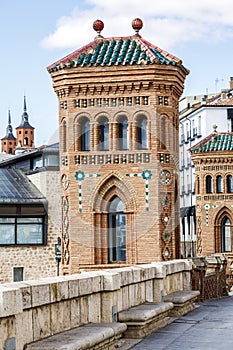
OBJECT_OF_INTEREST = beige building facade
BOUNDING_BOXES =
[0,144,61,283]
[48,19,188,274]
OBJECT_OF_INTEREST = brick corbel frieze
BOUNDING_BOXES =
[55,81,156,98]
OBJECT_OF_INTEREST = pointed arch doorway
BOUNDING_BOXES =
[108,196,126,262]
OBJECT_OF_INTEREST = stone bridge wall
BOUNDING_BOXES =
[0,259,192,350]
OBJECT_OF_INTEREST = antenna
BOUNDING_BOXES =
[215,78,224,92]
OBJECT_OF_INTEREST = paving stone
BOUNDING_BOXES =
[131,295,233,350]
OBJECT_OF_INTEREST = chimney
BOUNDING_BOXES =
[229,77,233,89]
[221,89,227,100]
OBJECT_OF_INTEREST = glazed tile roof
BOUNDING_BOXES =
[48,35,188,73]
[0,168,46,204]
[189,132,233,154]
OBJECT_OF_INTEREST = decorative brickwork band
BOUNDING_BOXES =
[75,170,101,213]
[126,170,152,211]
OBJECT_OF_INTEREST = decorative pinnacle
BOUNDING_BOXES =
[93,19,104,37]
[132,18,143,35]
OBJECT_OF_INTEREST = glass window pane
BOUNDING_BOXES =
[17,217,43,223]
[44,155,59,167]
[0,218,15,223]
[0,224,15,244]
[13,267,24,282]
[17,224,43,244]
[33,157,43,169]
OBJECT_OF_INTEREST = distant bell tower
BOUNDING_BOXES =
[1,110,17,154]
[15,96,35,151]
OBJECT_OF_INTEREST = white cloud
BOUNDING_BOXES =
[41,0,233,51]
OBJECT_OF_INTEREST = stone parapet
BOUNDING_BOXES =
[0,259,192,350]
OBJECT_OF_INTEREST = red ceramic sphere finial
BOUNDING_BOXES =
[93,19,104,37]
[132,18,143,35]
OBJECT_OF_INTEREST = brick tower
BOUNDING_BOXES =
[48,19,189,274]
[190,126,233,258]
[1,110,17,154]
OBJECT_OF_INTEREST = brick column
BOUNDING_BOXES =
[112,122,118,151]
[101,213,109,264]
[94,213,102,264]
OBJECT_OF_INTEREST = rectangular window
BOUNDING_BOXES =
[44,155,59,167]
[13,267,24,282]
[0,217,45,245]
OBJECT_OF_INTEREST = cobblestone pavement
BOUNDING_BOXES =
[130,295,233,350]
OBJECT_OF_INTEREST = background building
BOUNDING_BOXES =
[189,128,233,278]
[48,19,188,274]
[179,79,233,257]
[1,96,35,155]
[0,143,61,282]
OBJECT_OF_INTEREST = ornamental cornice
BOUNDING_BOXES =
[55,81,156,98]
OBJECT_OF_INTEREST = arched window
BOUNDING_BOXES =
[61,120,67,152]
[161,116,166,149]
[108,197,126,262]
[216,175,223,193]
[118,117,128,150]
[227,175,233,193]
[80,118,90,151]
[137,116,148,149]
[24,137,28,146]
[196,176,200,194]
[98,117,109,150]
[206,175,213,193]
[221,216,231,252]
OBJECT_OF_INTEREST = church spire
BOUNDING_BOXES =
[24,95,27,112]
[15,95,35,150]
[3,110,16,140]
[1,109,17,154]
[17,95,33,128]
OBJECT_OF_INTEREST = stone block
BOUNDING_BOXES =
[137,264,156,280]
[121,286,130,310]
[0,316,16,349]
[79,295,89,324]
[77,274,94,296]
[152,263,166,278]
[101,291,118,322]
[64,274,80,298]
[51,299,71,334]
[145,280,153,302]
[88,293,101,323]
[41,276,69,303]
[32,305,51,341]
[25,322,127,350]
[70,297,81,328]
[80,271,102,292]
[25,281,50,307]
[153,279,165,302]
[16,310,33,349]
[102,271,121,291]
[110,267,133,286]
[131,267,143,283]
[0,285,22,317]
[118,302,174,339]
[164,290,200,317]
[1,282,31,310]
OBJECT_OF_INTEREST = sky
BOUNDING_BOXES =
[1,0,233,146]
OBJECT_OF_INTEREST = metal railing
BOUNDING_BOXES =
[191,254,228,301]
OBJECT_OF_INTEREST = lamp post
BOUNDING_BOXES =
[55,237,61,276]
